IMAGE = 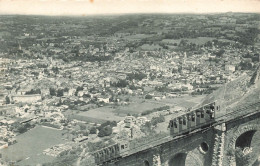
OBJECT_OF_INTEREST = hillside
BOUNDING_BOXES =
[200,65,260,112]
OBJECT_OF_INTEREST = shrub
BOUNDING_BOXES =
[5,96,10,104]
[89,127,97,134]
[145,94,153,99]
[98,126,112,137]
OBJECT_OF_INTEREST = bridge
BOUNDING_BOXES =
[94,101,260,166]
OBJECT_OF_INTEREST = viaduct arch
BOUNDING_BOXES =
[227,124,260,166]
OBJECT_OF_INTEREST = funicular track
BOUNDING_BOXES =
[97,101,260,165]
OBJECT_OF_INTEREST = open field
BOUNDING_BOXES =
[162,37,216,45]
[74,107,125,123]
[72,101,165,123]
[153,95,206,133]
[123,34,154,41]
[153,95,206,108]
[0,125,66,166]
[73,95,206,124]
[114,101,166,114]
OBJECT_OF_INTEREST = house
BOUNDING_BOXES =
[136,117,149,126]
[124,116,136,128]
[11,94,41,103]
[225,65,235,72]
[0,141,8,150]
[97,97,110,103]
[68,89,76,96]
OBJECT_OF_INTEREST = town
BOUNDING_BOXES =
[0,13,259,166]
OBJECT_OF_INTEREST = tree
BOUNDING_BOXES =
[215,49,225,57]
[240,61,253,70]
[145,94,153,99]
[80,125,87,130]
[98,126,112,137]
[52,67,59,74]
[5,96,10,104]
[57,89,64,97]
[235,147,256,166]
[25,88,41,95]
[49,88,56,96]
[110,121,117,127]
[141,121,152,134]
[151,115,165,126]
[75,86,84,96]
[127,72,146,81]
[89,127,97,134]
[82,131,89,136]
[17,126,27,133]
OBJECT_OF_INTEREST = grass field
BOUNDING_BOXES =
[74,107,125,123]
[124,34,153,41]
[73,95,205,124]
[162,37,215,45]
[73,101,166,123]
[114,101,166,114]
[0,125,66,166]
[154,95,206,108]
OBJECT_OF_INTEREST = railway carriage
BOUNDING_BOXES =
[92,100,260,165]
[169,101,219,137]
[93,141,129,165]
[94,101,221,164]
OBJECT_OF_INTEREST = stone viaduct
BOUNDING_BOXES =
[100,103,260,166]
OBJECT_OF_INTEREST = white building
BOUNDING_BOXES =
[225,65,235,72]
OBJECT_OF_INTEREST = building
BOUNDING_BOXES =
[11,94,41,103]
[0,141,8,150]
[225,65,235,72]
[124,116,136,128]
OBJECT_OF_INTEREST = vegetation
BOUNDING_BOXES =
[141,105,170,116]
[75,86,84,96]
[16,123,35,134]
[42,122,61,129]
[127,72,146,81]
[49,88,65,97]
[25,88,41,95]
[87,138,116,152]
[89,127,97,134]
[110,79,129,88]
[240,61,253,70]
[5,96,10,104]
[98,126,113,137]
[140,121,152,134]
[97,121,117,137]
[49,88,56,96]
[57,89,64,97]
[235,147,257,166]
[155,86,171,92]
[151,115,165,126]
[145,94,153,99]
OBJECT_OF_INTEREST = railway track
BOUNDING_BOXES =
[97,101,260,165]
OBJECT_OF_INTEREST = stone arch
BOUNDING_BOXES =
[228,124,260,150]
[235,130,256,148]
[228,124,260,165]
[168,153,187,166]
[185,151,204,166]
[168,151,203,166]
[144,160,150,166]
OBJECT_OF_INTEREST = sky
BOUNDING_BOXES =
[0,0,259,16]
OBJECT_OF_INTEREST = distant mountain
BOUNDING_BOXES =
[200,65,260,112]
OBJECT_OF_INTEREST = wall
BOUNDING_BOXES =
[11,94,41,103]
[100,111,260,166]
[112,128,215,166]
[223,112,260,166]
